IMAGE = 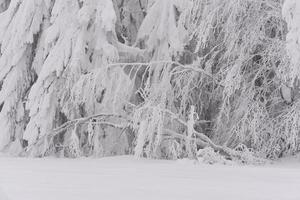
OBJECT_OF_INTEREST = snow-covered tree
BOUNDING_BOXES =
[0,0,299,161]
[0,0,51,153]
[283,0,300,82]
[187,0,291,158]
[24,0,136,157]
[0,0,134,156]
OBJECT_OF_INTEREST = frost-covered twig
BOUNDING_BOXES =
[106,61,214,78]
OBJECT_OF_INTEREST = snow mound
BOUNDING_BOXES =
[198,147,231,165]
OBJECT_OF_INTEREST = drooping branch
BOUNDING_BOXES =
[52,113,130,135]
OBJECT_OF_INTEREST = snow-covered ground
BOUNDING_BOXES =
[0,155,299,200]
[0,188,8,200]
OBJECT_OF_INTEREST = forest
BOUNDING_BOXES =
[0,0,299,164]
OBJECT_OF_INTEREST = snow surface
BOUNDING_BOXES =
[0,188,8,200]
[0,155,300,200]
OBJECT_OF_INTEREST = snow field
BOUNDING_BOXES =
[0,156,299,200]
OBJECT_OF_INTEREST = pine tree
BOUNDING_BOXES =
[0,0,50,153]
